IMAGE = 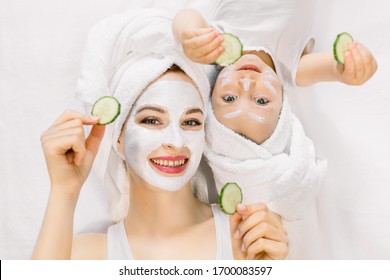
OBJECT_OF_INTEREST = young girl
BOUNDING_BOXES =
[172,2,377,221]
[32,9,288,260]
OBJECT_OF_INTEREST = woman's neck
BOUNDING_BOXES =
[124,170,211,237]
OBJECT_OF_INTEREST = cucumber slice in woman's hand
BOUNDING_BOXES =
[333,32,354,64]
[218,182,243,215]
[91,96,121,125]
[215,33,243,66]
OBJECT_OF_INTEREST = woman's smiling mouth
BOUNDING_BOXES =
[150,156,189,174]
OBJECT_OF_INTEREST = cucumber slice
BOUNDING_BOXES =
[218,182,243,215]
[215,33,243,66]
[91,96,121,125]
[333,32,354,64]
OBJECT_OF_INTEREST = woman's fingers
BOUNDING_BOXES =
[229,212,246,260]
[41,111,102,166]
[235,204,286,235]
[42,122,85,144]
[240,222,288,254]
[246,237,289,260]
[50,110,98,128]
[83,124,105,167]
[230,203,289,260]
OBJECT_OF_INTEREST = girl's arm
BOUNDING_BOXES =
[296,42,377,87]
[172,9,209,44]
[32,111,105,259]
[172,9,224,64]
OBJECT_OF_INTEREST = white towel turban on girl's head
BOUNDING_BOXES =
[203,94,327,221]
[76,9,210,222]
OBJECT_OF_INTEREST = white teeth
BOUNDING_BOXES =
[152,159,186,167]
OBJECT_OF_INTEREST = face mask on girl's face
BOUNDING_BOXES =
[123,80,205,191]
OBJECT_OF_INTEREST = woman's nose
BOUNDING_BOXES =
[161,124,185,148]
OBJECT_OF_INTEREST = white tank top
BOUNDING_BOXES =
[106,204,233,259]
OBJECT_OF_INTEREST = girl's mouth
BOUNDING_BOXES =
[149,156,189,174]
[238,64,260,72]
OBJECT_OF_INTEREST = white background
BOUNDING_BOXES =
[0,0,389,259]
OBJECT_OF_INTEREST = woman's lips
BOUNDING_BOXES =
[238,64,260,72]
[150,156,189,174]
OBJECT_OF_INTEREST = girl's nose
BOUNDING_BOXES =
[239,77,253,91]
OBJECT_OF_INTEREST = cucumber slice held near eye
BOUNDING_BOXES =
[91,96,121,125]
[333,32,354,64]
[218,182,243,215]
[215,33,243,67]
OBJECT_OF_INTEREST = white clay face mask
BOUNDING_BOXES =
[244,54,258,60]
[263,80,277,95]
[223,109,242,119]
[263,67,279,95]
[240,78,251,91]
[123,80,205,191]
[218,65,235,87]
[264,68,276,81]
[248,112,265,123]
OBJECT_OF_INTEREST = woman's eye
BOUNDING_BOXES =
[255,98,269,105]
[183,119,202,127]
[223,95,237,102]
[141,118,161,125]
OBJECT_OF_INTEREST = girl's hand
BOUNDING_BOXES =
[40,110,105,197]
[335,41,377,85]
[230,204,289,260]
[181,27,224,64]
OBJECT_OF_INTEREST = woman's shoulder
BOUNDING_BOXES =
[71,233,107,260]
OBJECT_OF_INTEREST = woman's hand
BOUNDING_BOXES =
[230,204,289,260]
[40,110,105,197]
[181,27,224,64]
[334,41,377,85]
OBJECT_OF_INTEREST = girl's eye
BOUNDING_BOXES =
[255,98,269,105]
[183,119,202,127]
[223,95,237,102]
[141,118,161,125]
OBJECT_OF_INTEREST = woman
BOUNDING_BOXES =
[32,9,288,260]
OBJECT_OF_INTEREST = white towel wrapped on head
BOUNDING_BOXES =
[76,9,210,222]
[201,95,327,221]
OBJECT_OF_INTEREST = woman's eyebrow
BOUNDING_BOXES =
[136,106,166,114]
[185,108,203,115]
